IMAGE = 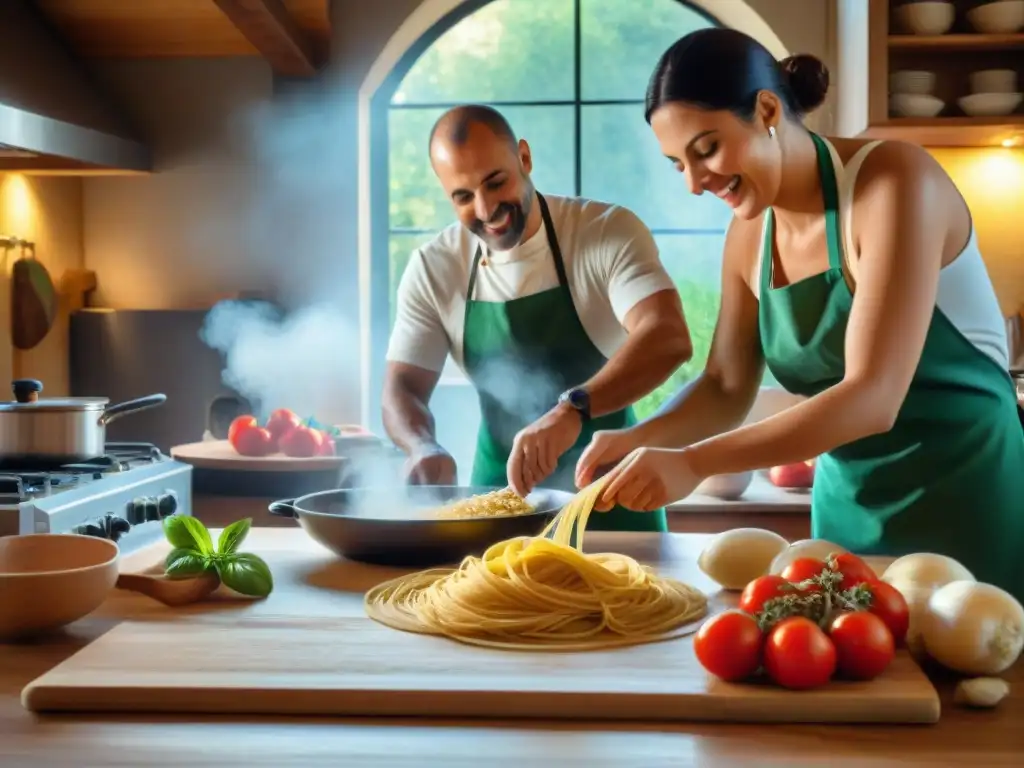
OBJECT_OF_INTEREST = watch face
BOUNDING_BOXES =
[569,388,589,409]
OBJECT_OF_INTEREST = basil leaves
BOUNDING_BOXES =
[162,515,274,598]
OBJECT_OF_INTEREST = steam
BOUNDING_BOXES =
[468,356,564,428]
[199,299,360,426]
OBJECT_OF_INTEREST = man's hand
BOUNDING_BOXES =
[404,443,457,486]
[506,404,583,496]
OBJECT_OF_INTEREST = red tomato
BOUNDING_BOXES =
[279,425,324,458]
[265,409,301,447]
[739,575,791,614]
[693,610,764,682]
[828,611,895,680]
[828,553,877,591]
[227,415,257,444]
[763,617,837,690]
[863,580,910,645]
[316,433,336,456]
[780,557,827,589]
[768,462,815,488]
[231,425,273,457]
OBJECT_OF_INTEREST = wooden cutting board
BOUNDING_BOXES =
[21,615,941,724]
[171,439,348,472]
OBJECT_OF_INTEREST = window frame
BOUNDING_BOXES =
[367,0,725,433]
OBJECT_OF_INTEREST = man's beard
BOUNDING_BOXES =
[470,181,535,251]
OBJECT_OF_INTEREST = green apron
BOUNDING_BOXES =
[759,132,1024,601]
[462,193,667,533]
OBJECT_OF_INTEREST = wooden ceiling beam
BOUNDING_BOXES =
[211,0,323,77]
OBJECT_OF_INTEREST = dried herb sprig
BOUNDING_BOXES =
[754,555,874,633]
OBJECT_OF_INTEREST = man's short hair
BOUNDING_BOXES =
[428,105,518,152]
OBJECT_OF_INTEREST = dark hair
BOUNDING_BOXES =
[644,28,829,124]
[428,104,518,151]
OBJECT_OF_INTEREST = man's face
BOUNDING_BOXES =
[431,123,536,251]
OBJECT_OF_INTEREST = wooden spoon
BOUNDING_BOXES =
[116,572,221,607]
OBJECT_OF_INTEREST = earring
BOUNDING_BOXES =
[768,125,776,139]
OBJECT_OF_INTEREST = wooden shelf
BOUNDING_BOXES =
[889,33,1024,52]
[861,116,1024,147]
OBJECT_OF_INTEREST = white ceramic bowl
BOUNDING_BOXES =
[970,69,1019,94]
[0,534,119,642]
[967,0,1024,33]
[890,92,946,117]
[890,70,937,95]
[958,91,1023,116]
[694,471,754,501]
[895,1,956,35]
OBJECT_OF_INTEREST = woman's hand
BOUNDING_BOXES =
[575,427,643,489]
[594,447,704,512]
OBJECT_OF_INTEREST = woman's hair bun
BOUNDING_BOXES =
[779,54,830,115]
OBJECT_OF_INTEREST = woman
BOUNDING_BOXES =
[576,28,1024,600]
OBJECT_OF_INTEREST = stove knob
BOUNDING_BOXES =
[107,515,131,542]
[124,499,147,525]
[143,499,160,522]
[73,522,104,538]
[157,491,178,518]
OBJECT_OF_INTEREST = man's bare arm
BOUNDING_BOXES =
[381,362,444,454]
[578,289,692,418]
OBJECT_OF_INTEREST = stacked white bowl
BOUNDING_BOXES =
[959,69,1022,116]
[890,70,945,117]
[894,1,956,35]
[966,1,1024,33]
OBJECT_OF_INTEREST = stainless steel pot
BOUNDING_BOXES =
[0,379,167,463]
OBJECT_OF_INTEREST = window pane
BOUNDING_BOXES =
[580,103,734,231]
[581,0,715,101]
[389,105,575,231]
[395,0,574,104]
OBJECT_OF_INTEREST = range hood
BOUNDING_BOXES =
[0,1,150,174]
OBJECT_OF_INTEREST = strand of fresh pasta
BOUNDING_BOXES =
[364,478,708,650]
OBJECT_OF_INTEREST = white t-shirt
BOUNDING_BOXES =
[386,195,676,374]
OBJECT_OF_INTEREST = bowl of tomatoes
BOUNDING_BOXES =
[228,409,376,459]
[694,552,910,690]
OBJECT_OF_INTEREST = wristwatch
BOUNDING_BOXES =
[558,387,591,421]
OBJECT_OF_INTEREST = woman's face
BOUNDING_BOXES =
[649,94,784,220]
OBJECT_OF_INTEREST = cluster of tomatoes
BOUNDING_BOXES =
[694,553,911,690]
[228,408,336,458]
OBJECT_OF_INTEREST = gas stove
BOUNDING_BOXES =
[0,442,194,555]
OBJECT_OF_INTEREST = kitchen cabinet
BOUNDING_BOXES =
[835,0,1024,147]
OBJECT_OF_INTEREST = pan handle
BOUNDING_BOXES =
[268,499,298,519]
[99,394,168,426]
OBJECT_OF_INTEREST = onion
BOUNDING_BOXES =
[768,538,847,575]
[886,579,933,660]
[697,528,789,590]
[881,553,974,591]
[920,580,1024,675]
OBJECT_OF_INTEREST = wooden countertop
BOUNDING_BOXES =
[1,529,1019,767]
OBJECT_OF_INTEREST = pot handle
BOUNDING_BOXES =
[99,394,168,426]
[268,499,298,519]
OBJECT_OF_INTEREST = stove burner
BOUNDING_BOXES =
[0,443,168,502]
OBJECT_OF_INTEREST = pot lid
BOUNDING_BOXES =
[0,396,109,413]
[1,378,109,412]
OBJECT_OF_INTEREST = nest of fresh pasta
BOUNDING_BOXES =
[365,479,709,651]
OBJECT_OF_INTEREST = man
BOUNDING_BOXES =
[382,104,692,532]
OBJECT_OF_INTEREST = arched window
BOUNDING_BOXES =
[369,0,775,448]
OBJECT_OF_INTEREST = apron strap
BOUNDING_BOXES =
[810,132,844,273]
[466,192,571,302]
